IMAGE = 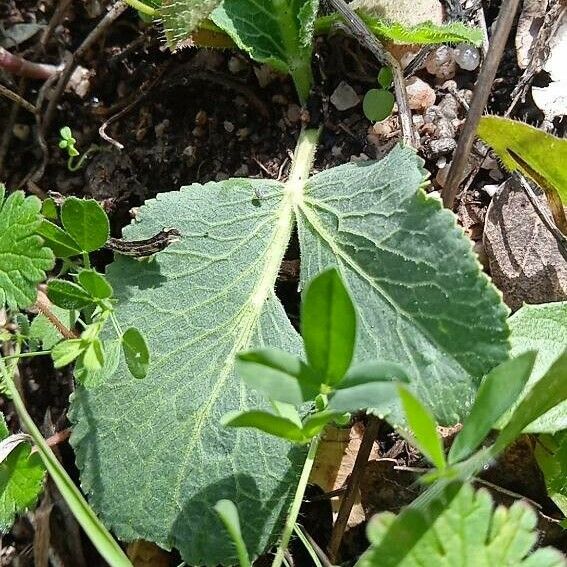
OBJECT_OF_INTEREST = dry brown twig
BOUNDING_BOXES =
[0,83,37,114]
[326,0,419,148]
[442,0,522,209]
[327,417,381,563]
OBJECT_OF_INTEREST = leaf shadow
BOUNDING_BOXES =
[107,256,169,303]
[169,444,306,565]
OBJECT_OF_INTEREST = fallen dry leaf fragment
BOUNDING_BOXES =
[483,180,567,311]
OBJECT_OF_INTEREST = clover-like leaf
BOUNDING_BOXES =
[70,143,508,565]
[0,414,46,531]
[357,482,565,567]
[61,197,109,253]
[0,186,54,309]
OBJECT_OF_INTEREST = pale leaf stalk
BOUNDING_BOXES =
[272,435,320,567]
[123,0,156,16]
[0,355,133,567]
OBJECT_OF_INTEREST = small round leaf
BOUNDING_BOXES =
[61,197,109,252]
[78,270,113,300]
[122,327,150,379]
[363,89,395,122]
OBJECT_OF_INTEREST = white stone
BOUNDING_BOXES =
[330,81,360,111]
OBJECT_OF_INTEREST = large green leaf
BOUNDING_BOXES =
[357,482,566,566]
[506,302,567,432]
[211,0,318,102]
[296,150,509,424]
[0,185,54,309]
[70,142,508,564]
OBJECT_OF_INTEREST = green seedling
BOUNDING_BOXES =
[58,126,99,171]
[363,66,395,122]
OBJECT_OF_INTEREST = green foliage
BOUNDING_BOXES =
[357,482,565,567]
[505,303,567,432]
[70,137,509,564]
[363,88,395,122]
[0,185,54,309]
[301,268,356,386]
[48,279,95,310]
[29,305,75,350]
[214,500,252,567]
[37,220,83,257]
[535,432,567,517]
[61,197,110,253]
[477,116,567,204]
[0,415,46,531]
[121,327,149,379]
[448,352,536,464]
[399,386,446,471]
[160,0,224,48]
[78,270,114,300]
[211,0,319,103]
[315,14,483,46]
[59,126,79,157]
[225,269,404,444]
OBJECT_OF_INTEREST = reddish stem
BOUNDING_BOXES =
[0,47,58,80]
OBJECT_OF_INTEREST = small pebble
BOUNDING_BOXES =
[330,81,360,111]
[373,120,393,137]
[482,184,500,197]
[425,46,457,80]
[405,77,436,111]
[154,119,169,138]
[12,124,30,141]
[454,43,481,71]
[233,164,249,176]
[286,104,301,123]
[223,121,235,133]
[423,137,456,159]
[195,110,208,127]
[331,145,343,157]
[237,127,250,140]
[254,65,277,87]
[350,153,369,162]
[272,94,288,105]
[215,172,229,181]
[228,56,247,74]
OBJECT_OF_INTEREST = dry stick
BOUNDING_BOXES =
[40,0,73,50]
[0,47,58,79]
[506,1,565,117]
[326,0,418,148]
[41,1,128,136]
[327,417,381,563]
[35,290,79,340]
[442,0,522,209]
[513,172,567,259]
[0,83,37,114]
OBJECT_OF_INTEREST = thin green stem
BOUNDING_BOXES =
[3,351,51,360]
[82,252,91,269]
[123,0,156,16]
[0,355,132,567]
[109,312,123,338]
[272,435,321,567]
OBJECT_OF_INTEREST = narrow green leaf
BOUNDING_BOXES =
[399,386,446,470]
[236,349,319,405]
[449,352,536,464]
[214,500,252,567]
[36,220,82,258]
[0,188,54,309]
[51,339,84,368]
[301,268,356,386]
[328,360,409,415]
[494,349,567,456]
[222,410,305,442]
[47,279,93,309]
[363,89,395,122]
[61,197,110,252]
[78,270,114,300]
[477,116,567,204]
[535,433,567,517]
[122,328,149,379]
[377,67,393,89]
